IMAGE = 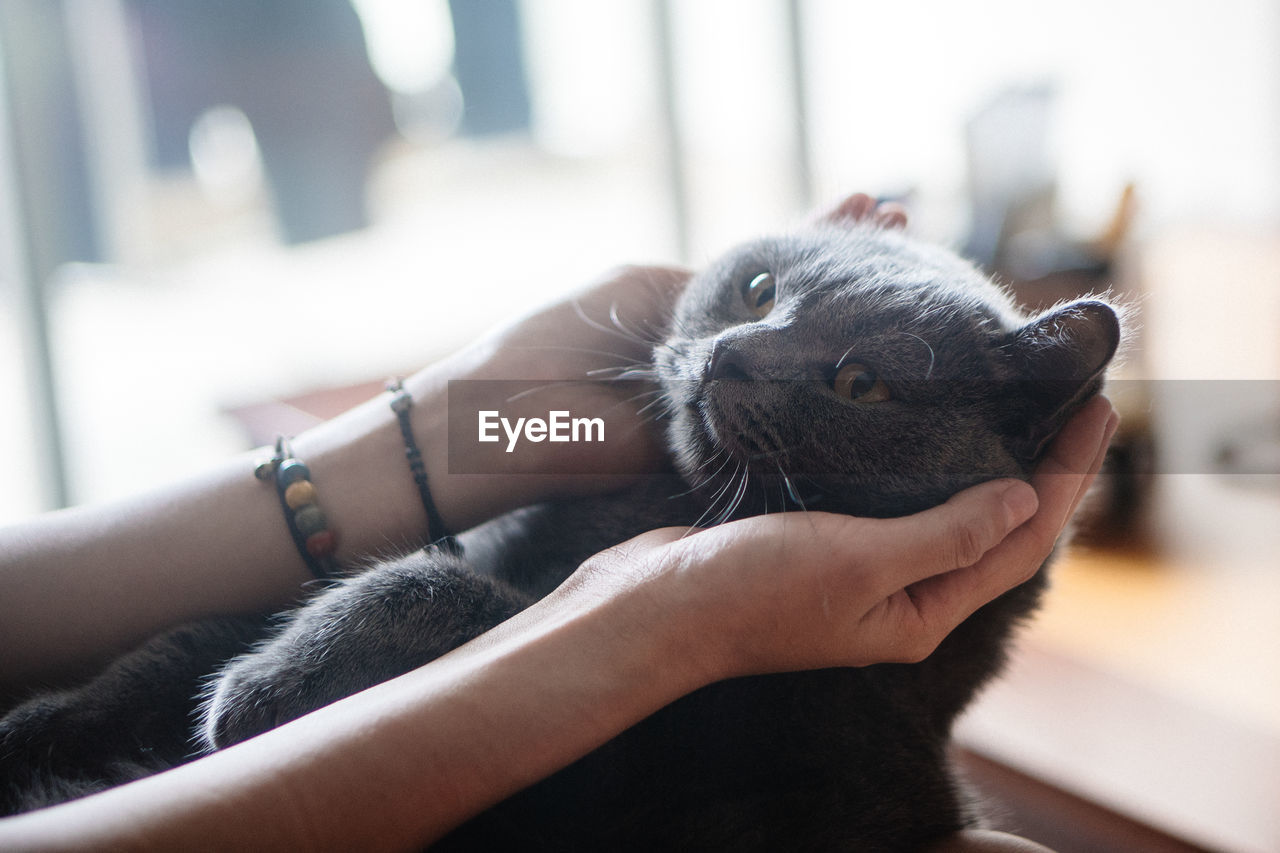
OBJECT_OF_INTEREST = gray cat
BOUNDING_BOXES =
[0,211,1119,850]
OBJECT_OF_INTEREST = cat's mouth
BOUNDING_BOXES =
[692,379,812,485]
[680,394,817,521]
[698,400,772,462]
[661,368,817,515]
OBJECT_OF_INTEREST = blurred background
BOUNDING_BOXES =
[1,1,1277,850]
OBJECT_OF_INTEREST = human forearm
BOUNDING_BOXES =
[0,568,700,851]
[0,371,443,688]
[0,266,686,688]
[0,455,309,689]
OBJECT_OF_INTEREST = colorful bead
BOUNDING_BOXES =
[284,480,317,509]
[276,459,311,487]
[304,530,337,558]
[259,438,339,579]
[293,504,327,536]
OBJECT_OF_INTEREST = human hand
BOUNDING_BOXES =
[416,265,692,528]
[570,395,1119,681]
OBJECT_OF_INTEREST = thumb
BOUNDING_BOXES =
[870,479,1039,593]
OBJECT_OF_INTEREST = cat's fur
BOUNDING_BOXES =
[0,212,1119,850]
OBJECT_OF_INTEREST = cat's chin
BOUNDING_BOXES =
[673,452,821,524]
[675,452,973,522]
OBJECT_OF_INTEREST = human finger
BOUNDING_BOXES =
[860,478,1039,595]
[876,397,1118,633]
[815,192,878,224]
[1062,402,1121,521]
[1018,395,1119,558]
[873,202,908,229]
[906,395,1118,620]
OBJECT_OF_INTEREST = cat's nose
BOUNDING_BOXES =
[705,339,753,381]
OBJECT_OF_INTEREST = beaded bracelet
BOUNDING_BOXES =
[255,437,339,579]
[386,378,459,554]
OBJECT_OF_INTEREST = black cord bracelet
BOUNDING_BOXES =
[387,378,460,554]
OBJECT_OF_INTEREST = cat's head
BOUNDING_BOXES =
[653,212,1119,521]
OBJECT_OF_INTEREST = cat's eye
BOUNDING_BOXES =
[742,272,776,318]
[833,362,891,403]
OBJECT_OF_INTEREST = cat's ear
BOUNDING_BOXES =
[1005,299,1120,457]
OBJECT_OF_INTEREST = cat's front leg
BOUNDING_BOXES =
[0,615,265,816]
[200,549,531,750]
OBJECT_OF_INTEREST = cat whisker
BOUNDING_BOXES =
[685,460,742,533]
[702,478,738,530]
[835,343,861,371]
[499,375,656,408]
[596,389,665,420]
[665,448,728,500]
[569,298,680,360]
[614,369,661,383]
[902,331,937,380]
[571,299,653,348]
[584,364,656,380]
[789,472,829,508]
[608,299,663,349]
[688,447,734,488]
[636,318,678,352]
[596,391,674,449]
[502,380,595,405]
[617,386,663,401]
[707,459,743,513]
[700,462,750,529]
[634,393,671,421]
[507,343,652,364]
[585,359,652,372]
[666,306,694,334]
[772,462,821,536]
[713,466,751,526]
[774,461,809,514]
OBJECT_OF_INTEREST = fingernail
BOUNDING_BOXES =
[1000,481,1039,530]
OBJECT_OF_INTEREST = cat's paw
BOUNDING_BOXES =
[198,651,312,750]
[200,553,532,751]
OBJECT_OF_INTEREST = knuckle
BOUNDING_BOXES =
[949,517,989,568]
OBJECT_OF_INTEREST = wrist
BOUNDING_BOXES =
[598,527,781,685]
[402,352,543,535]
[406,350,602,534]
[560,537,732,692]
[287,384,437,566]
